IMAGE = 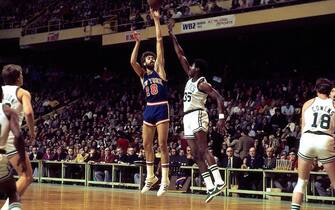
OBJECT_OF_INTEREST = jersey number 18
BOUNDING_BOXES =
[311,113,330,129]
[145,84,158,97]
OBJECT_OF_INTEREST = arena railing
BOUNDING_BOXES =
[27,160,144,189]
[86,162,144,189]
[23,161,334,203]
[180,166,335,202]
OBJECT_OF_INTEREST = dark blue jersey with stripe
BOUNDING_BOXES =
[143,70,168,103]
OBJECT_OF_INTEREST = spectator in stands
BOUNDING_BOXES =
[42,148,53,161]
[65,148,76,162]
[75,148,88,163]
[288,150,298,170]
[263,147,276,169]
[254,138,265,157]
[270,108,287,130]
[94,147,114,182]
[53,147,67,161]
[29,146,43,177]
[125,147,138,164]
[132,11,145,30]
[208,1,224,13]
[284,150,298,192]
[224,134,239,151]
[86,148,100,162]
[268,134,280,154]
[219,147,242,168]
[29,146,43,161]
[281,102,295,119]
[231,0,240,9]
[236,129,255,159]
[312,159,332,196]
[240,147,263,191]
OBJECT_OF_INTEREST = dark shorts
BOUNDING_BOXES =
[143,101,169,126]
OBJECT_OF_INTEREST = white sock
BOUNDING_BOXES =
[1,198,9,210]
[161,163,169,185]
[209,164,224,185]
[202,171,215,191]
[146,161,154,178]
[8,202,21,210]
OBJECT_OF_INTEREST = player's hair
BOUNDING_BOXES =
[2,64,22,85]
[140,51,156,67]
[315,78,332,95]
[193,58,208,74]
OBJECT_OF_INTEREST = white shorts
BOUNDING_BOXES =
[5,136,17,157]
[298,132,335,164]
[0,153,10,180]
[183,110,209,139]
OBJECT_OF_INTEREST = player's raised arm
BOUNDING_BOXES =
[3,105,27,173]
[19,89,35,145]
[198,81,226,133]
[168,19,191,76]
[151,9,167,81]
[130,31,145,78]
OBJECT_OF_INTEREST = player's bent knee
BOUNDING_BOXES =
[293,178,308,193]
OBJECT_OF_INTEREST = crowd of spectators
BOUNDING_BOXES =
[0,0,56,29]
[0,0,313,32]
[22,68,332,196]
[20,66,83,118]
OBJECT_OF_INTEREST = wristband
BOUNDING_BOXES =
[219,114,224,120]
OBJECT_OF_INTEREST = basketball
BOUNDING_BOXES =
[147,0,161,10]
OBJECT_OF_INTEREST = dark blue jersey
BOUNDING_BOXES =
[143,70,168,103]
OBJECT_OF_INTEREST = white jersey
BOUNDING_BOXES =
[2,85,24,126]
[183,77,208,112]
[0,104,10,149]
[302,97,335,135]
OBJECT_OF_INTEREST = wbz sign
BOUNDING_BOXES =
[181,15,235,33]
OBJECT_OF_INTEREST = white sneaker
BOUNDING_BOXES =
[216,182,226,191]
[157,182,169,197]
[141,176,159,194]
[1,198,9,210]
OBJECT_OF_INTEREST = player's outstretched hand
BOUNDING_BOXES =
[131,30,141,42]
[217,119,227,135]
[150,8,160,20]
[167,19,175,33]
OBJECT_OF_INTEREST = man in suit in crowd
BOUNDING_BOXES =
[236,129,254,159]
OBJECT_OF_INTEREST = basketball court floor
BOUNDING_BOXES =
[2,183,333,210]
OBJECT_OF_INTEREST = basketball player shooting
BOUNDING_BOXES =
[130,7,170,196]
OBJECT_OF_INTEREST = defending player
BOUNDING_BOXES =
[168,20,226,203]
